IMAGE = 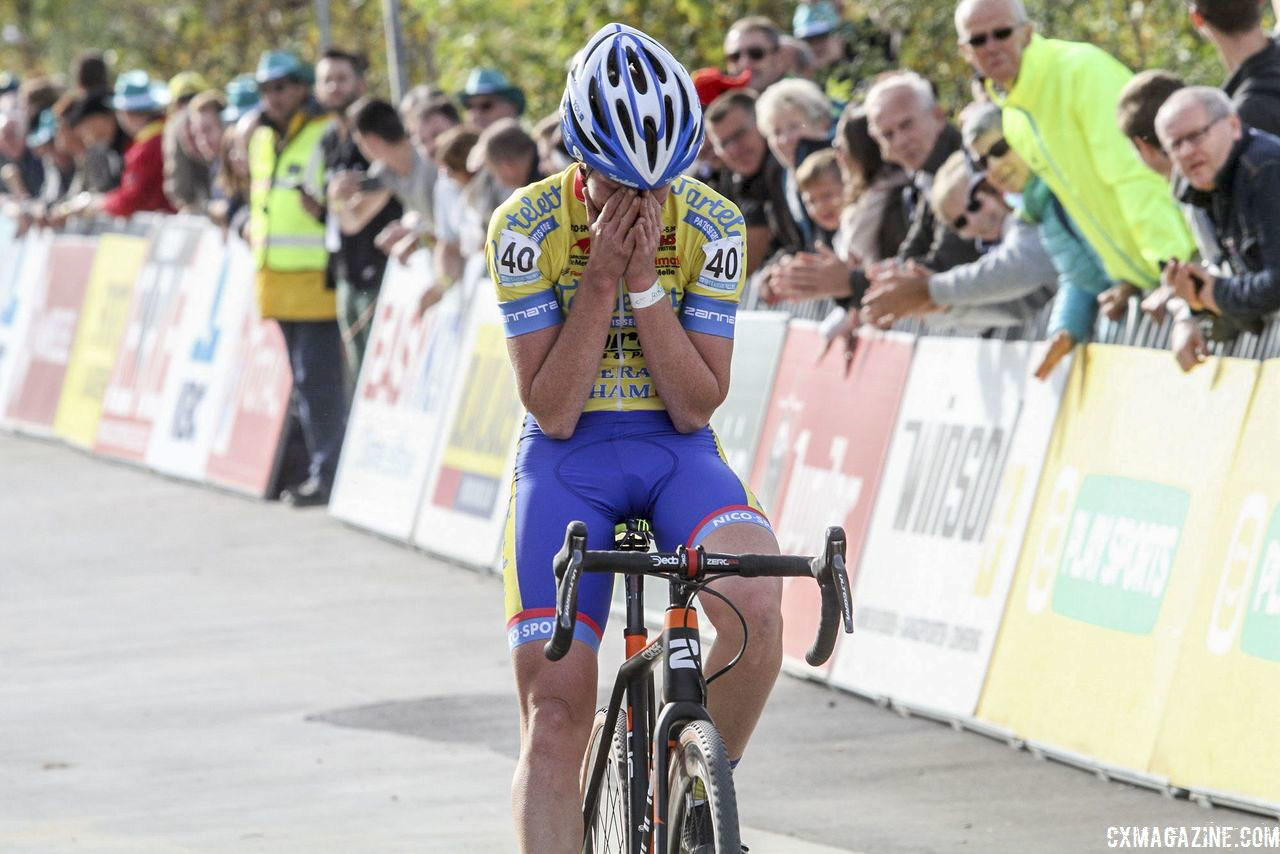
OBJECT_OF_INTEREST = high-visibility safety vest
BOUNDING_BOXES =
[248,113,328,272]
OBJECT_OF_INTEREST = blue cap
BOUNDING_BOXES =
[255,50,313,85]
[457,67,525,115]
[111,70,170,113]
[794,1,842,38]
[26,109,56,148]
[223,74,260,123]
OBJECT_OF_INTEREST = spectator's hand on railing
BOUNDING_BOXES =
[819,306,860,375]
[1140,283,1176,324]
[392,230,420,265]
[1096,281,1140,321]
[863,260,936,329]
[1171,315,1209,373]
[1033,330,1076,381]
[416,283,445,319]
[1163,259,1218,315]
[768,244,850,301]
[375,220,412,255]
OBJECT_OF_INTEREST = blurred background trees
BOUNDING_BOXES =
[0,0,1242,118]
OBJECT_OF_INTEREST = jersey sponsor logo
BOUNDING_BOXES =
[707,508,769,530]
[503,185,563,232]
[683,210,721,242]
[528,215,559,245]
[677,182,746,232]
[500,292,563,337]
[698,236,743,291]
[680,293,737,339]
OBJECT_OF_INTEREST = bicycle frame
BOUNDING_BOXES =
[582,570,711,854]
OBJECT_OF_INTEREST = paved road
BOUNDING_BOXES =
[2,434,1275,853]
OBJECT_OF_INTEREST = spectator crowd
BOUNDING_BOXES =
[5,0,1280,505]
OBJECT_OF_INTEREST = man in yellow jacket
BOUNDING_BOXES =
[249,50,346,506]
[955,0,1195,318]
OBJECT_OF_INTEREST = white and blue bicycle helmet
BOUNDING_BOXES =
[560,23,703,190]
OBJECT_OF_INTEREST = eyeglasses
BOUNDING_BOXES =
[962,25,1018,48]
[951,183,987,231]
[974,137,1010,170]
[1163,115,1226,154]
[726,46,771,64]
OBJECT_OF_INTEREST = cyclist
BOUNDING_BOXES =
[487,23,783,853]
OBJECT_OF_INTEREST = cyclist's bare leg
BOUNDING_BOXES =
[511,639,598,854]
[696,522,784,761]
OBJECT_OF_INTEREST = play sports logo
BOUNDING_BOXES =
[1207,493,1280,661]
[1026,468,1188,635]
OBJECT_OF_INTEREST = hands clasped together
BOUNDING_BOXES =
[583,181,664,293]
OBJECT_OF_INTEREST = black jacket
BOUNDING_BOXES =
[1183,126,1280,323]
[1226,37,1280,137]
[842,123,981,307]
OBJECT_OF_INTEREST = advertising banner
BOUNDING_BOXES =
[748,324,914,678]
[330,252,474,541]
[0,228,52,418]
[1148,359,1280,807]
[710,311,789,477]
[976,345,1257,773]
[203,307,294,497]
[94,218,205,461]
[827,339,1068,714]
[53,232,150,447]
[3,237,97,434]
[411,286,525,569]
[146,230,255,480]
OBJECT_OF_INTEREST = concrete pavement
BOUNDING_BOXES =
[1,434,1274,853]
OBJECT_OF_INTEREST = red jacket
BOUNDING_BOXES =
[102,120,176,218]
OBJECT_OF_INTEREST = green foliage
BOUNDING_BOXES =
[0,0,1235,119]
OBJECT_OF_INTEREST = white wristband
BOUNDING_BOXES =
[627,279,666,310]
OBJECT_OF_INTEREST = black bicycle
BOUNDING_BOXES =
[543,520,854,854]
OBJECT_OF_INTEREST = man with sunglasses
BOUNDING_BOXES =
[956,0,1195,320]
[724,16,789,94]
[1156,87,1280,368]
[457,67,525,131]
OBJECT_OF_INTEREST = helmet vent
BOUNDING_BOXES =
[663,95,675,148]
[642,117,659,171]
[624,47,648,94]
[568,108,599,155]
[615,99,636,149]
[641,47,667,84]
[605,48,622,87]
[587,78,609,132]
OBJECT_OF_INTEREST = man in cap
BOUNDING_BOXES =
[247,50,346,507]
[457,67,524,130]
[163,70,214,211]
[794,0,896,103]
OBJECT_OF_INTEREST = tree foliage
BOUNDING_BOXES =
[0,0,1240,120]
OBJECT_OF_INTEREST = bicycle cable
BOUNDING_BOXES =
[675,573,749,686]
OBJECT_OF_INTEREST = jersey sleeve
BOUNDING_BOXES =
[679,185,747,340]
[486,183,565,338]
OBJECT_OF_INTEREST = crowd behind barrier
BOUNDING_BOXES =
[7,0,1280,829]
[3,209,1280,820]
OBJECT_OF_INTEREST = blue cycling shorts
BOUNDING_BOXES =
[501,411,773,652]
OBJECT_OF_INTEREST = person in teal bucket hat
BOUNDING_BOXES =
[458,67,525,129]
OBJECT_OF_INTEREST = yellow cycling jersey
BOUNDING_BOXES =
[485,164,747,413]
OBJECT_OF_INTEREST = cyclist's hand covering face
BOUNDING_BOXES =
[624,194,663,291]
[583,169,642,283]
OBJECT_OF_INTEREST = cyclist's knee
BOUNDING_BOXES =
[524,694,593,758]
[702,575,783,642]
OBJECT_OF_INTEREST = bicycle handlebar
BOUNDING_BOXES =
[543,521,854,666]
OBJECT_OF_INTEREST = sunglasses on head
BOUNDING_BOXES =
[727,46,771,64]
[964,25,1017,48]
[974,137,1010,170]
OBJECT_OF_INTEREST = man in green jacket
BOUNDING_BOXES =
[954,0,1194,317]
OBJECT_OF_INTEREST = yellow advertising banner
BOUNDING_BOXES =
[976,345,1257,773]
[1148,359,1280,806]
[52,233,148,447]
[439,320,524,480]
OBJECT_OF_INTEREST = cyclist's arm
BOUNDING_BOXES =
[631,304,730,433]
[505,277,615,440]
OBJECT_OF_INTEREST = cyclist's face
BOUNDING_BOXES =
[582,167,670,220]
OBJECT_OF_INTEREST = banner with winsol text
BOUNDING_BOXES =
[52,232,151,448]
[0,227,51,418]
[146,230,254,481]
[976,345,1256,774]
[203,306,294,497]
[828,338,1069,714]
[412,285,525,569]
[748,324,914,678]
[93,218,205,461]
[3,236,97,435]
[330,252,473,541]
[1148,358,1280,807]
[710,311,788,477]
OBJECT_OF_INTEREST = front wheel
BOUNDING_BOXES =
[667,720,740,854]
[582,707,629,854]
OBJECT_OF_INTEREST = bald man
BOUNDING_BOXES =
[1157,87,1280,344]
[955,0,1194,318]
